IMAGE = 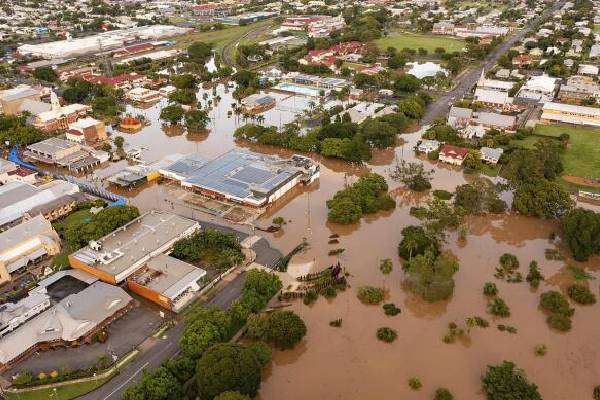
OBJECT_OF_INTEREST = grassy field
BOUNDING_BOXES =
[5,378,109,400]
[173,20,272,51]
[375,32,465,53]
[534,124,600,179]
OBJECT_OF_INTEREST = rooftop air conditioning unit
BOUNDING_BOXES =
[89,241,102,251]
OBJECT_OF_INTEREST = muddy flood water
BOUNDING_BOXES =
[93,82,600,399]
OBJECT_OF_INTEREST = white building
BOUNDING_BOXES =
[541,102,600,127]
[0,292,51,337]
[517,74,560,103]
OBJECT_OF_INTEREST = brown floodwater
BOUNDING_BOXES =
[89,82,599,399]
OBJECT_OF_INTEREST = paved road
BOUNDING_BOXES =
[421,1,565,125]
[77,272,248,400]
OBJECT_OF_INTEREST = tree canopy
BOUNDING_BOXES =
[561,208,600,261]
[246,310,307,350]
[195,343,262,400]
[482,361,542,400]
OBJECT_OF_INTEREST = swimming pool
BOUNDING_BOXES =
[274,83,323,97]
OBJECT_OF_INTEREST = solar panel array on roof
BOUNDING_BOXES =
[163,154,208,179]
[183,150,301,204]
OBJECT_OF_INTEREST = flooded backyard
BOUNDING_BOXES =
[85,82,600,399]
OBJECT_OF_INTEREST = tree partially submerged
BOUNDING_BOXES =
[482,361,542,400]
[389,160,434,191]
[403,251,459,302]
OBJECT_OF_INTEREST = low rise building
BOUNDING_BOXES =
[125,87,161,104]
[69,211,200,284]
[67,117,107,145]
[541,102,600,127]
[182,150,319,207]
[0,86,42,116]
[517,74,560,103]
[241,94,276,113]
[0,215,61,283]
[416,139,441,153]
[0,292,51,337]
[480,147,504,164]
[0,180,80,229]
[0,281,133,368]
[127,253,207,312]
[557,75,600,103]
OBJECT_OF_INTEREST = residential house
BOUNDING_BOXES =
[416,139,441,153]
[438,144,469,166]
[480,147,504,164]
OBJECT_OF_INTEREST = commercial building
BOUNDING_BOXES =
[17,25,191,59]
[557,75,600,104]
[67,117,107,145]
[0,292,51,337]
[0,86,42,116]
[0,215,61,283]
[25,137,108,172]
[181,150,319,207]
[215,11,277,25]
[0,180,80,229]
[540,102,600,127]
[0,280,133,368]
[69,211,200,284]
[125,87,161,104]
[127,253,206,312]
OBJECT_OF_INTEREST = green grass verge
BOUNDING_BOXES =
[375,32,465,53]
[5,377,110,400]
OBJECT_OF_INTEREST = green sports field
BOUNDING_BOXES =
[375,32,466,53]
[534,124,600,180]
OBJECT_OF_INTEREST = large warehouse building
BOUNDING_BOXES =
[167,150,320,208]
[17,25,191,59]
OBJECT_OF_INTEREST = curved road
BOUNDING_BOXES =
[421,0,565,125]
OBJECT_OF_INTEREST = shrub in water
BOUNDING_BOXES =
[488,298,510,317]
[546,313,572,332]
[567,284,596,305]
[376,327,397,343]
[483,282,498,296]
[382,303,401,316]
[408,377,422,390]
[357,286,385,305]
[434,388,454,400]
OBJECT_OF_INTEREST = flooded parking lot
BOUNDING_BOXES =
[79,82,600,399]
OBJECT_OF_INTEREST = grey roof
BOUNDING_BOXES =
[0,215,54,253]
[183,150,301,203]
[0,281,132,364]
[0,180,80,227]
[0,87,40,102]
[71,211,200,282]
[17,99,51,115]
[132,253,206,299]
[448,106,473,119]
[481,147,504,160]
[473,111,517,129]
[26,137,77,157]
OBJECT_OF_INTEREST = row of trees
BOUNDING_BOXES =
[234,94,428,162]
